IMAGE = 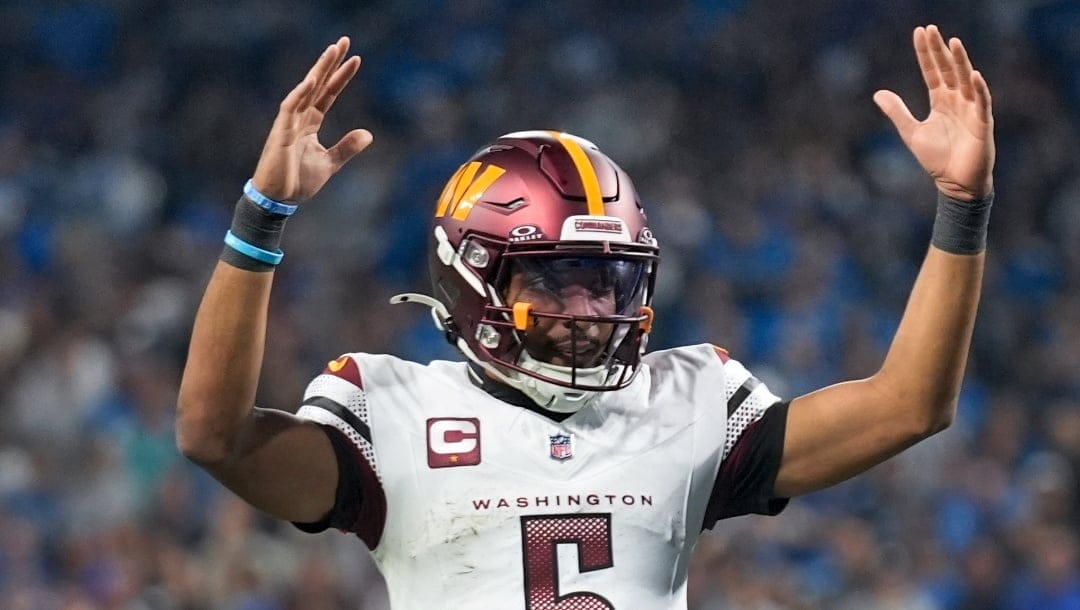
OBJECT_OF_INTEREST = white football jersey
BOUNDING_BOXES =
[295,343,787,610]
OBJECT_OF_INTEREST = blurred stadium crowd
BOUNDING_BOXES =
[0,0,1077,608]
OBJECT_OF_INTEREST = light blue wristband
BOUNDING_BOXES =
[224,230,285,265]
[243,179,299,216]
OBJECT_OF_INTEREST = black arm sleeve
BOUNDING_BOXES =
[702,400,790,530]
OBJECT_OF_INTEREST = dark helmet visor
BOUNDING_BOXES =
[506,256,648,315]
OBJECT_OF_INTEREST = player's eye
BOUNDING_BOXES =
[588,279,615,299]
[524,274,559,297]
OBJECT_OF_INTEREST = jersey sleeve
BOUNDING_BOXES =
[290,354,387,549]
[702,349,790,528]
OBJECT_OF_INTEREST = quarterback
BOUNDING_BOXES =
[177,25,995,609]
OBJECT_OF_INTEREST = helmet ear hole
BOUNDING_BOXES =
[462,241,491,268]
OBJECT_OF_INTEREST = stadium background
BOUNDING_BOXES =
[0,0,1077,608]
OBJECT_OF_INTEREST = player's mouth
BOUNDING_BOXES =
[548,341,603,366]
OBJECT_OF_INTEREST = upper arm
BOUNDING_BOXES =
[191,353,378,526]
[177,262,340,523]
[207,354,385,543]
[773,377,935,498]
[773,246,986,498]
[197,407,340,523]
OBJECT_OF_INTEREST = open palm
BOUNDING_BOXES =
[251,37,373,203]
[874,25,994,201]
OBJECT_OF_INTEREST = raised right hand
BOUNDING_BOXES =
[251,36,373,203]
[873,25,994,201]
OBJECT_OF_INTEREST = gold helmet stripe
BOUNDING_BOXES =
[550,131,605,216]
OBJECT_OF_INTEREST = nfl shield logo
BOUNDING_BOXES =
[549,433,573,461]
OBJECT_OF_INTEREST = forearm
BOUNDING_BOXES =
[872,245,984,431]
[776,242,986,497]
[177,262,274,463]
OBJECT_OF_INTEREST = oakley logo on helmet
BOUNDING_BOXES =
[435,162,507,221]
[508,224,544,242]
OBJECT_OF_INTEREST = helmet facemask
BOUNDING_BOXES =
[495,254,648,365]
[470,249,656,411]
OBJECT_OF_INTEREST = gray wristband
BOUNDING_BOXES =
[931,191,993,255]
[220,196,289,272]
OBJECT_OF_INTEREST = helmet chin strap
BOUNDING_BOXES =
[390,292,607,414]
[465,350,604,414]
[512,352,606,413]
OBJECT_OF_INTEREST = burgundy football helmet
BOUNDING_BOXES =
[392,131,659,412]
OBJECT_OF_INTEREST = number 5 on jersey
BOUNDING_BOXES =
[521,514,614,610]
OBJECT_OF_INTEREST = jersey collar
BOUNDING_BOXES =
[467,362,573,423]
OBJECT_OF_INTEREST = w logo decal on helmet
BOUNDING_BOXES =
[435,162,507,221]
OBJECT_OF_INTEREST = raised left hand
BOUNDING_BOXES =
[874,25,994,201]
[250,37,373,203]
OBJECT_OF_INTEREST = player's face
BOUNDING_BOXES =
[503,257,646,368]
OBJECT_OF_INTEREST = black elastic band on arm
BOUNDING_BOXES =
[931,191,993,255]
[220,196,289,272]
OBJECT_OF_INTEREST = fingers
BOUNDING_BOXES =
[271,40,345,134]
[272,37,361,140]
[873,90,918,143]
[294,46,335,113]
[917,25,989,116]
[926,25,957,90]
[919,26,991,123]
[950,38,975,101]
[914,26,940,92]
[327,129,374,169]
[279,77,315,115]
[314,55,362,114]
[972,70,993,124]
[302,38,347,111]
[311,38,350,107]
[295,37,353,114]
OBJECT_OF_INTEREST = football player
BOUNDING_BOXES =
[178,25,994,609]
